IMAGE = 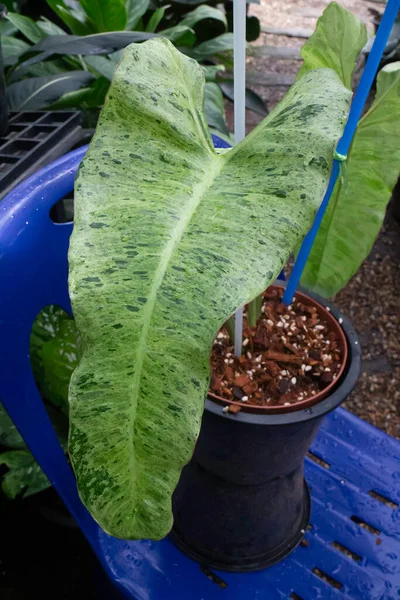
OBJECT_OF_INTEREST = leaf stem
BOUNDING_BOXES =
[224,316,235,343]
[247,294,263,327]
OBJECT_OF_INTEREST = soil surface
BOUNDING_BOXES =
[211,287,344,410]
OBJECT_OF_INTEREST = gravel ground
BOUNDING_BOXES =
[226,0,400,437]
[336,207,400,439]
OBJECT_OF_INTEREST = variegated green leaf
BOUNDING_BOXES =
[30,306,80,414]
[69,38,351,539]
[1,450,50,498]
[0,407,68,498]
[0,402,25,449]
[297,1,367,89]
[301,62,400,297]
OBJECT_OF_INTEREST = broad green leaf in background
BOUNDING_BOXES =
[69,38,351,540]
[180,5,227,30]
[1,36,30,67]
[201,64,225,81]
[46,0,94,36]
[219,82,268,116]
[30,306,80,414]
[39,320,81,414]
[37,17,67,36]
[7,58,72,84]
[204,82,229,134]
[160,25,196,47]
[50,76,110,109]
[170,0,260,5]
[0,407,68,498]
[0,18,17,37]
[80,0,127,33]
[25,31,157,56]
[85,55,117,80]
[7,71,94,110]
[125,0,149,30]
[0,403,25,449]
[297,1,367,89]
[301,62,400,297]
[6,12,46,44]
[145,7,165,33]
[1,450,50,498]
[189,32,234,60]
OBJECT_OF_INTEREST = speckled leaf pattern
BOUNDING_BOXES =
[69,38,351,539]
[301,63,400,297]
[30,305,80,414]
[0,402,25,449]
[297,2,367,89]
[1,450,50,498]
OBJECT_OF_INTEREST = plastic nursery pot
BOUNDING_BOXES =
[170,285,361,572]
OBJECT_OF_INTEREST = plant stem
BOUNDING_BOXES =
[225,315,236,344]
[247,294,263,327]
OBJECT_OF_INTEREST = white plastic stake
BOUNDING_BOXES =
[233,0,246,357]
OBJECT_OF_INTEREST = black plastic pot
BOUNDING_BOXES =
[171,287,361,572]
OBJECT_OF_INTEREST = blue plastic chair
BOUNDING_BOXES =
[1,143,400,599]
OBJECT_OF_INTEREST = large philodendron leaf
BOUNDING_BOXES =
[301,62,400,297]
[69,38,351,540]
[297,1,367,89]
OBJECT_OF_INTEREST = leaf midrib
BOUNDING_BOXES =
[17,73,77,110]
[128,153,224,501]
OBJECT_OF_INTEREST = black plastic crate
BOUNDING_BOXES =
[0,111,83,200]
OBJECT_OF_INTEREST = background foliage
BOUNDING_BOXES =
[0,0,267,134]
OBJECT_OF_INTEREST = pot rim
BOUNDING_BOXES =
[206,283,361,426]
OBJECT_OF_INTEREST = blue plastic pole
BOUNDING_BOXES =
[282,0,400,305]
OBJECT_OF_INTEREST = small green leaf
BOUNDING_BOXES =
[50,76,110,109]
[25,31,157,56]
[37,17,67,36]
[190,32,234,60]
[219,82,268,116]
[160,26,196,47]
[8,59,69,83]
[7,71,94,112]
[1,450,50,498]
[6,12,46,43]
[80,0,127,33]
[145,7,165,33]
[0,403,25,449]
[40,320,81,414]
[0,19,17,37]
[46,0,94,36]
[204,82,228,134]
[30,306,81,413]
[2,36,30,67]
[180,5,227,30]
[297,1,367,89]
[69,39,351,540]
[301,62,400,297]
[125,0,149,30]
[85,55,116,80]
[202,63,225,81]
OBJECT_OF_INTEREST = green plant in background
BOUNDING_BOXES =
[297,3,400,297]
[0,0,266,135]
[0,305,76,498]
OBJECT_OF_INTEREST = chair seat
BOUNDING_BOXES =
[98,408,400,600]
